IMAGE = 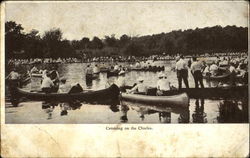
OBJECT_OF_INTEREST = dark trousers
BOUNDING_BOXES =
[177,69,189,89]
[193,70,204,88]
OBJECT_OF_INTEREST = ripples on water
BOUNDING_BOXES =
[5,61,249,123]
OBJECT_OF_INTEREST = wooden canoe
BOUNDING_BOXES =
[107,70,119,77]
[129,66,165,72]
[121,85,248,99]
[203,71,231,80]
[15,84,120,104]
[120,93,189,107]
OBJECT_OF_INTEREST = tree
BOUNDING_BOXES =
[42,28,63,58]
[5,21,25,59]
[90,36,103,49]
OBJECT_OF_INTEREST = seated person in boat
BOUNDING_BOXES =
[209,62,219,76]
[86,65,93,76]
[114,63,120,71]
[115,70,126,91]
[93,65,100,74]
[30,65,39,73]
[135,61,141,68]
[229,62,237,86]
[128,77,148,94]
[58,77,72,93]
[156,73,172,96]
[41,72,54,93]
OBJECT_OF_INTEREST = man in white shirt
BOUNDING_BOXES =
[157,73,171,95]
[129,77,147,94]
[175,55,189,89]
[41,72,54,93]
[210,62,219,76]
[58,77,72,93]
[190,57,204,88]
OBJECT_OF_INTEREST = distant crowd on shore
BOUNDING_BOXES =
[6,51,247,67]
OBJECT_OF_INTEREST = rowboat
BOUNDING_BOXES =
[120,93,189,107]
[31,73,42,77]
[15,84,120,104]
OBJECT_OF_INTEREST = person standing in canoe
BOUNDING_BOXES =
[41,72,54,93]
[128,77,148,94]
[156,73,172,95]
[190,57,204,88]
[175,55,189,89]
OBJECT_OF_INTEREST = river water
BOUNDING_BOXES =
[5,61,248,123]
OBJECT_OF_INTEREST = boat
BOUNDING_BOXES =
[86,73,99,80]
[203,71,231,80]
[129,66,165,72]
[107,70,119,77]
[15,84,120,104]
[31,73,42,77]
[100,67,109,72]
[120,93,189,107]
[121,85,248,99]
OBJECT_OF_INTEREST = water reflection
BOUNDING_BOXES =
[217,99,248,123]
[192,99,207,123]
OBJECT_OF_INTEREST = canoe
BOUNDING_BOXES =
[31,73,42,77]
[121,85,248,99]
[203,71,230,80]
[120,93,189,107]
[129,66,165,72]
[100,67,109,72]
[15,84,120,104]
[107,70,119,77]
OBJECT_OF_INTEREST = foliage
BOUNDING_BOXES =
[5,21,248,59]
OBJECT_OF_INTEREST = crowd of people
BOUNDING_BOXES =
[6,52,248,97]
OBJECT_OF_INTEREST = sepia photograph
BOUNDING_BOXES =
[1,1,249,157]
[3,1,248,124]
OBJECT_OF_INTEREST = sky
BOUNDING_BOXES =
[5,1,249,40]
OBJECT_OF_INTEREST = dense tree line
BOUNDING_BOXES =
[5,21,248,59]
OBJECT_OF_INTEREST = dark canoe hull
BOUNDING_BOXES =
[203,72,231,80]
[16,84,120,104]
[130,66,165,72]
[121,93,189,107]
[121,85,248,99]
[147,86,248,99]
[107,70,119,77]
